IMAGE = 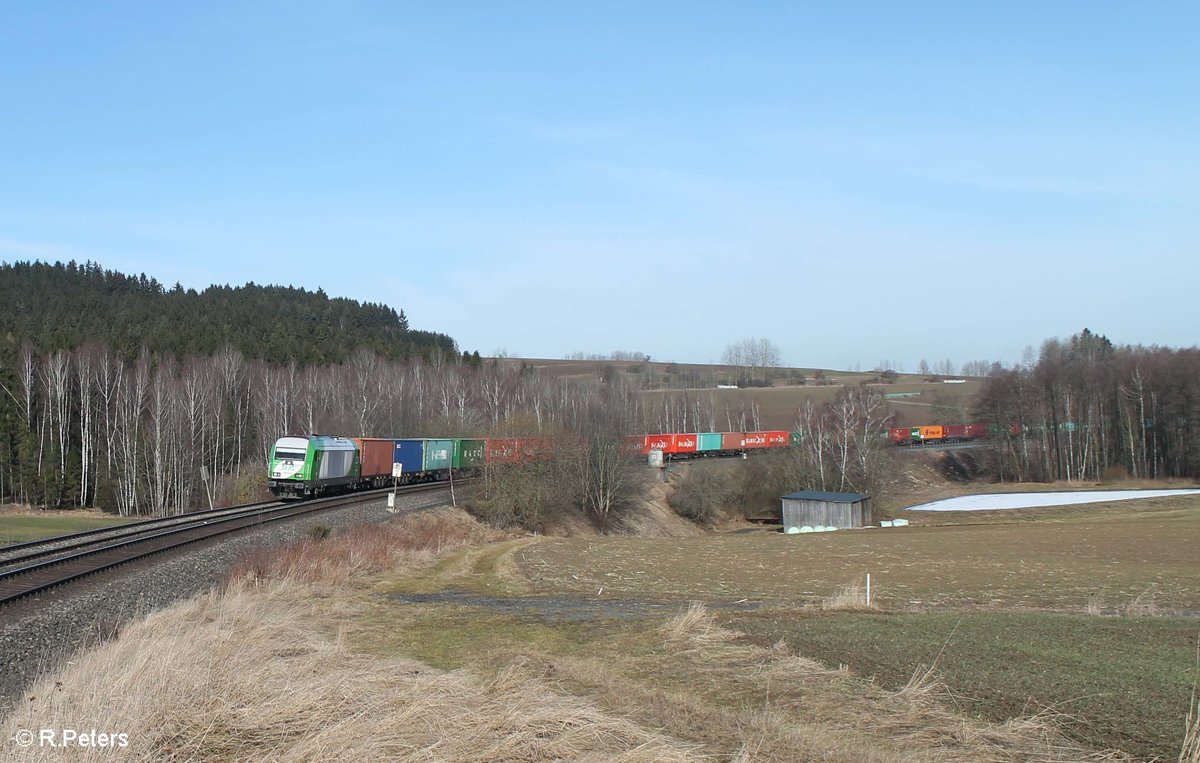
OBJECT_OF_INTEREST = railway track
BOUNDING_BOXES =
[0,485,442,607]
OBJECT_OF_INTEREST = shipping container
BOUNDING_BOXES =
[789,431,803,446]
[943,424,968,441]
[696,433,723,452]
[485,438,523,464]
[720,432,745,451]
[915,425,944,441]
[888,427,911,444]
[644,434,671,453]
[621,435,647,454]
[964,423,988,439]
[353,438,395,479]
[742,432,769,449]
[764,430,789,447]
[671,433,698,454]
[453,439,486,468]
[392,439,425,477]
[423,439,454,471]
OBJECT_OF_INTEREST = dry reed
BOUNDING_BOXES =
[1,581,698,762]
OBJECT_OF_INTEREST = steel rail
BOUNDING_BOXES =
[0,501,284,567]
[0,484,447,607]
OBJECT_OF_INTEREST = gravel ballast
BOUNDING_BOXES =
[0,489,450,713]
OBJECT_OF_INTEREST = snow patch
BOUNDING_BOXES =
[906,489,1200,512]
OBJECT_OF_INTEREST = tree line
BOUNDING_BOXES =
[974,329,1200,481]
[0,260,454,365]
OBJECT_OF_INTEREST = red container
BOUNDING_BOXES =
[764,430,789,447]
[963,423,988,439]
[484,438,523,464]
[944,424,968,441]
[671,433,698,454]
[352,438,395,479]
[621,435,646,454]
[643,433,672,453]
[720,432,745,450]
[742,431,769,449]
[888,427,910,444]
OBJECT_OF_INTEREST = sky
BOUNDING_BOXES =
[1,2,1197,371]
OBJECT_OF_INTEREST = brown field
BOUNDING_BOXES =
[494,357,982,431]
[515,494,1200,613]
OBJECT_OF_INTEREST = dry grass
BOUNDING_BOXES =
[530,603,1125,762]
[4,506,1174,761]
[2,580,700,762]
[821,576,874,611]
[228,507,494,586]
[1183,691,1200,763]
[658,601,743,651]
[1123,585,1159,617]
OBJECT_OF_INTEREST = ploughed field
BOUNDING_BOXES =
[499,494,1199,760]
[518,497,1200,612]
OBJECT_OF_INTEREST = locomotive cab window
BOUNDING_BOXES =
[275,450,307,461]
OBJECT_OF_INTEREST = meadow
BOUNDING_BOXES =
[0,509,130,545]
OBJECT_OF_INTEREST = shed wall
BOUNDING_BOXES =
[782,498,871,529]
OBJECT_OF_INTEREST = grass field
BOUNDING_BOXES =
[495,356,983,431]
[0,511,129,545]
[8,493,1198,759]
[498,495,1200,760]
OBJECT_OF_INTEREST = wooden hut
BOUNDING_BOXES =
[780,491,871,531]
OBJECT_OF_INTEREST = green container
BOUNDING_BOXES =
[789,431,802,445]
[453,439,486,468]
[696,433,723,452]
[422,439,454,471]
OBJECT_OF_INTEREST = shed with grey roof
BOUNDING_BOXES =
[781,491,871,531]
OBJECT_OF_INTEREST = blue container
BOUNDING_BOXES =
[697,433,723,452]
[393,439,425,477]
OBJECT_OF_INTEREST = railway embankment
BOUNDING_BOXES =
[0,489,449,714]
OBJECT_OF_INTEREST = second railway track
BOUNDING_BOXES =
[0,484,448,607]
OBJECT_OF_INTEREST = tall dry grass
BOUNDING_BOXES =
[228,507,491,586]
[2,580,699,762]
[632,603,1133,762]
[820,576,874,611]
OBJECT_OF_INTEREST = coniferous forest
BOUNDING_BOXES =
[0,260,464,514]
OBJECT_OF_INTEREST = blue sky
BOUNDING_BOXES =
[2,2,1196,370]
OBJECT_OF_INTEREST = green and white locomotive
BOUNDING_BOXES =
[267,435,361,499]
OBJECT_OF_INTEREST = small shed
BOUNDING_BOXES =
[781,491,871,531]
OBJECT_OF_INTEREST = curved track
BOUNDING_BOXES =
[0,485,442,607]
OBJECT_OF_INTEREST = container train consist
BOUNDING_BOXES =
[887,423,1016,446]
[268,424,1012,498]
[266,430,792,499]
[266,435,548,499]
[622,430,794,458]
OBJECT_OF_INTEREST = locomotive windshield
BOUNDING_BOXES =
[274,449,307,461]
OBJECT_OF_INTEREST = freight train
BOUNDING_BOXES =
[266,430,793,499]
[266,435,554,499]
[267,423,1016,498]
[887,423,1016,446]
[622,430,794,459]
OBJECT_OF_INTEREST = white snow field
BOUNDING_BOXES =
[905,489,1200,512]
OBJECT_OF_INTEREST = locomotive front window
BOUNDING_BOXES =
[275,450,307,461]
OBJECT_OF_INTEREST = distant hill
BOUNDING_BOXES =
[0,260,455,364]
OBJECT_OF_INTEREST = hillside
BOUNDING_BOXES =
[0,260,455,364]
[495,357,984,431]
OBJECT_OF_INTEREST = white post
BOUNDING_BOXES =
[865,573,871,607]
